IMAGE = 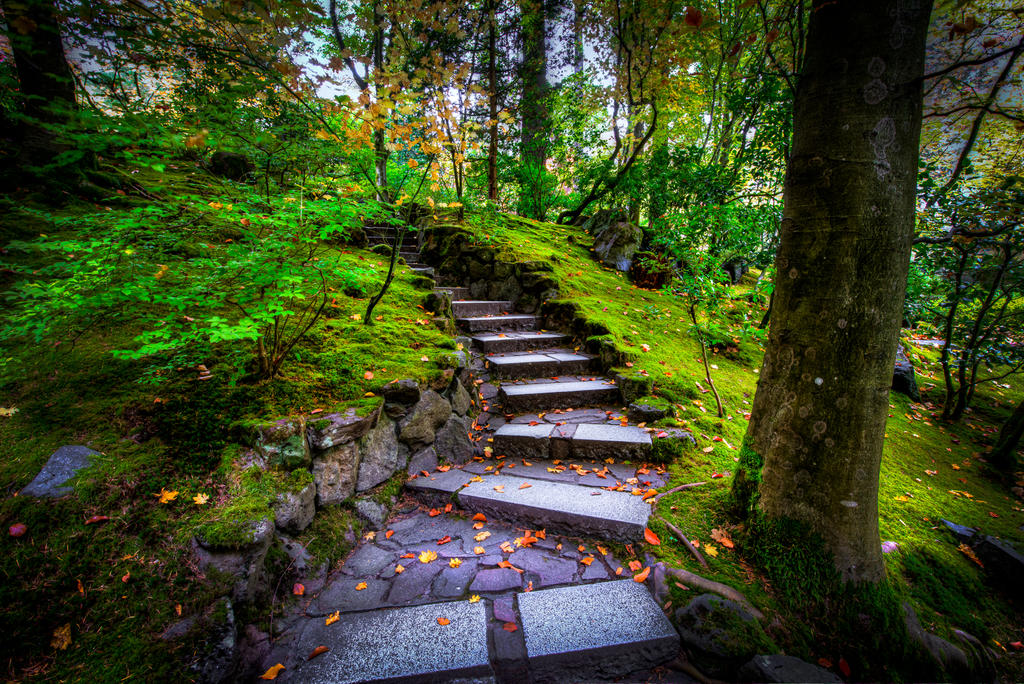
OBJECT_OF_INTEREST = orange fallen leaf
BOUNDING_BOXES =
[498,560,524,573]
[445,503,453,513]
[644,528,661,545]
[325,611,340,626]
[385,529,394,539]
[710,528,735,548]
[308,645,329,660]
[628,560,642,571]
[260,663,285,679]
[437,617,450,626]
[155,488,178,504]
[493,485,505,492]
[580,556,595,566]
[633,566,651,582]
[437,535,452,545]
[355,582,367,591]
[503,622,518,632]
[474,546,486,554]
[364,371,374,379]
[615,566,624,575]
[395,564,405,574]
[400,553,415,559]
[472,513,487,522]
[519,482,532,489]
[293,583,305,596]
[429,508,441,517]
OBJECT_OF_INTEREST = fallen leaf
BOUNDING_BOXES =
[421,355,429,362]
[445,503,453,513]
[84,515,110,525]
[493,485,505,492]
[364,371,374,379]
[710,528,735,549]
[325,611,340,626]
[519,482,532,489]
[474,531,491,541]
[9,523,27,537]
[193,493,209,505]
[629,560,642,571]
[260,664,285,680]
[308,645,329,660]
[449,558,462,568]
[503,622,518,632]
[472,513,487,522]
[155,488,178,504]
[838,658,851,677]
[633,567,651,582]
[615,566,624,575]
[419,550,438,563]
[437,535,452,545]
[293,583,305,596]
[580,556,595,566]
[644,528,661,545]
[498,560,524,573]
[705,545,719,557]
[51,623,71,650]
[395,564,405,573]
[437,617,450,626]
[429,508,441,517]
[473,546,486,554]
[385,529,394,539]
[355,582,368,591]
[469,594,481,603]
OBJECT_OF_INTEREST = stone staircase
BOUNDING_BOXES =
[270,238,680,683]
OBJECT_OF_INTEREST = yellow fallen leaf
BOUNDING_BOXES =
[474,531,491,542]
[51,623,71,650]
[260,663,285,679]
[193,493,209,505]
[395,564,405,574]
[474,546,485,554]
[493,485,505,492]
[419,550,438,563]
[449,558,462,568]
[705,545,719,557]
[355,582,368,591]
[325,611,340,626]
[155,488,178,504]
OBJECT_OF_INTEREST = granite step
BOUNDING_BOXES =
[451,300,514,318]
[499,379,619,412]
[518,580,679,681]
[457,473,651,542]
[473,331,571,353]
[279,600,492,682]
[435,286,471,300]
[492,422,650,461]
[457,314,538,333]
[411,266,435,277]
[485,350,596,379]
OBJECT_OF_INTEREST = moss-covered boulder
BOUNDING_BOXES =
[674,593,776,679]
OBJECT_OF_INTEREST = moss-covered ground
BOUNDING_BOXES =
[1,198,1021,680]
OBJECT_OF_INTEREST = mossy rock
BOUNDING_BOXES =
[613,370,654,403]
[370,243,393,256]
[649,430,695,464]
[412,275,436,290]
[674,594,777,678]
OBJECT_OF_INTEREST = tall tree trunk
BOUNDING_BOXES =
[573,1,585,72]
[518,0,548,220]
[487,0,499,201]
[991,398,1024,475]
[733,0,932,583]
[372,1,389,201]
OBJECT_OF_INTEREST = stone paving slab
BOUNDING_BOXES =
[457,474,651,541]
[472,331,569,353]
[457,314,538,333]
[451,301,514,318]
[499,379,619,412]
[518,579,680,682]
[284,600,493,683]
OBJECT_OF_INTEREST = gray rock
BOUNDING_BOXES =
[584,209,642,272]
[192,598,237,684]
[972,535,1024,598]
[407,446,439,476]
[21,445,99,497]
[450,380,472,416]
[273,482,316,534]
[738,655,842,683]
[892,344,921,402]
[193,520,274,603]
[398,390,451,447]
[433,560,479,598]
[356,414,403,492]
[470,568,522,593]
[941,519,977,543]
[309,578,391,615]
[675,594,769,678]
[493,596,516,623]
[508,548,576,587]
[312,442,360,505]
[382,379,421,417]
[341,544,394,577]
[434,414,473,465]
[627,402,668,424]
[306,406,380,450]
[354,498,388,530]
[255,418,310,470]
[234,623,271,683]
[387,560,444,604]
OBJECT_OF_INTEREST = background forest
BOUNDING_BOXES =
[1,0,1023,681]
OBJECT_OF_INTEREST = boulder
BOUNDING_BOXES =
[675,594,773,678]
[615,372,654,404]
[972,535,1024,599]
[892,344,921,401]
[306,405,380,450]
[356,414,404,491]
[209,151,253,180]
[398,390,451,447]
[449,380,472,417]
[722,261,749,285]
[407,446,439,475]
[273,482,316,534]
[738,655,842,683]
[312,442,360,505]
[21,445,99,497]
[193,598,238,684]
[433,414,473,464]
[255,418,310,471]
[584,209,642,272]
[382,379,421,410]
[627,402,668,423]
[354,498,388,529]
[193,520,273,603]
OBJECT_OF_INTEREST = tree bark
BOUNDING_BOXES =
[991,398,1024,474]
[2,0,76,123]
[518,0,548,219]
[487,0,499,201]
[734,0,932,583]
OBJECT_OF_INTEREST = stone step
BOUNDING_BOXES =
[281,600,492,682]
[518,580,679,681]
[399,251,420,259]
[457,314,538,333]
[435,286,471,300]
[499,379,619,412]
[457,473,651,542]
[492,422,650,461]
[451,300,514,318]
[411,266,435,277]
[473,331,570,354]
[485,351,595,379]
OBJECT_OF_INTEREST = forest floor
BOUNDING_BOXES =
[0,165,1022,681]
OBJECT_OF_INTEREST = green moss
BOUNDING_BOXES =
[650,436,693,464]
[701,601,778,656]
[299,506,363,568]
[730,435,764,515]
